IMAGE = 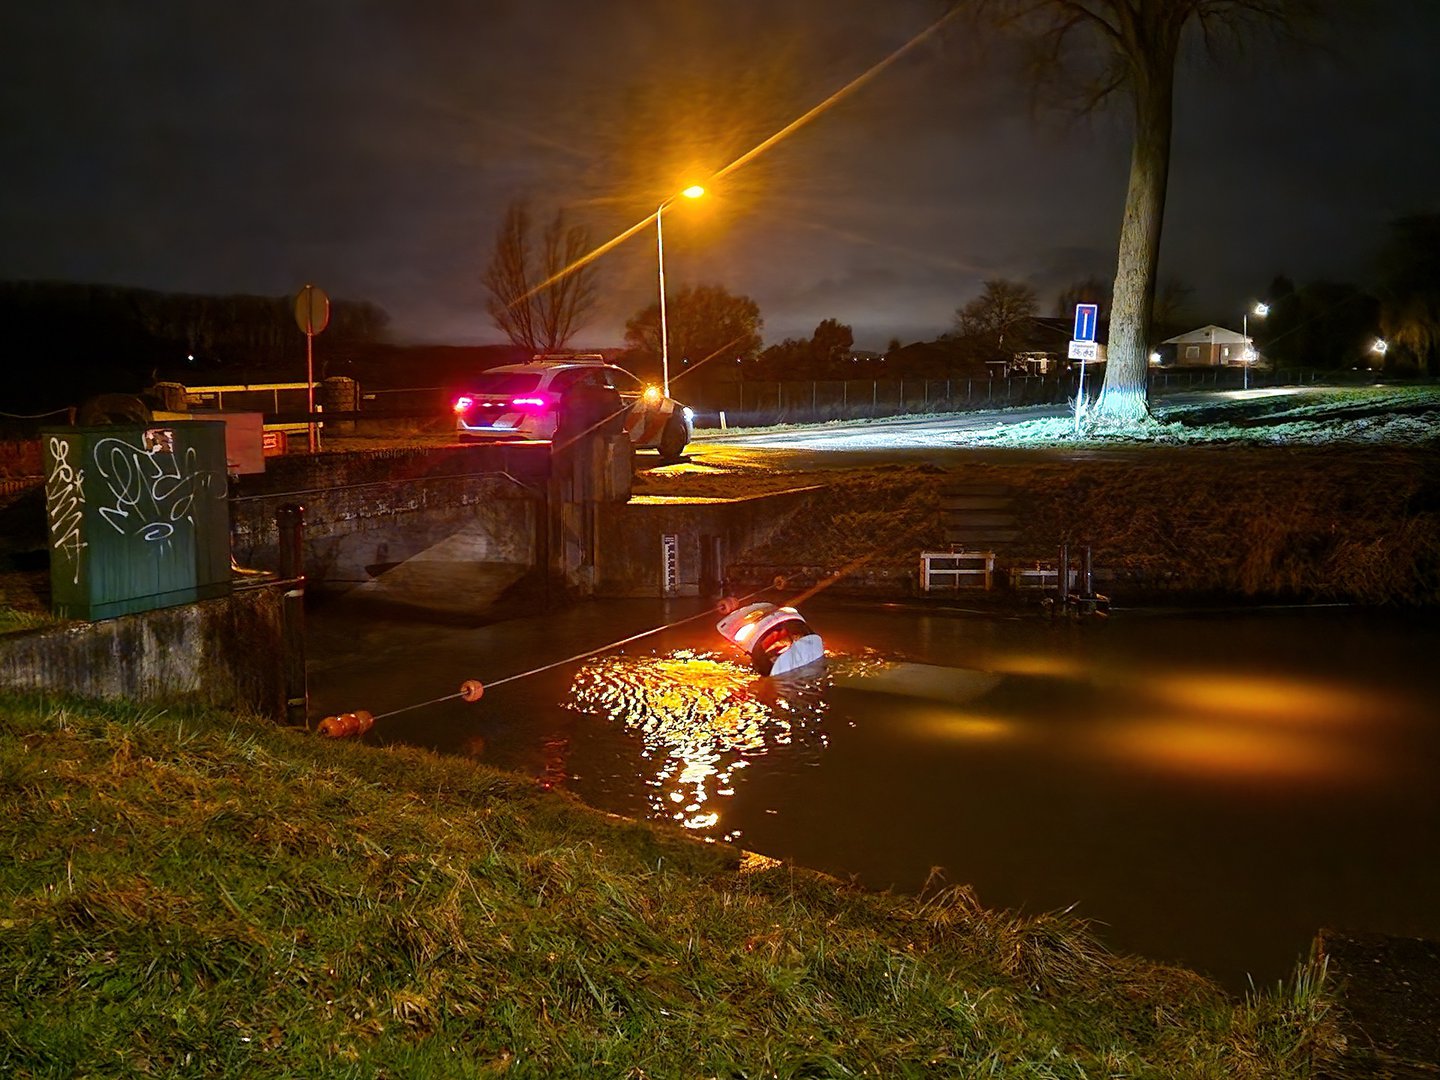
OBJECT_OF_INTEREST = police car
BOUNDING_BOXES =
[453,356,693,460]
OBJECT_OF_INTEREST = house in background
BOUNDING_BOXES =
[1010,316,1108,375]
[1160,325,1257,368]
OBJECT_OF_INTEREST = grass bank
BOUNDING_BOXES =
[1,694,1339,1076]
[638,447,1440,605]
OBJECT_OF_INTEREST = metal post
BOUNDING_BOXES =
[276,504,308,728]
[1058,542,1069,604]
[1082,546,1093,597]
[657,203,671,397]
[1242,312,1251,391]
[306,331,319,452]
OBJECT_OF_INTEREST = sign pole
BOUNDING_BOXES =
[306,326,318,451]
[1069,303,1099,437]
[293,284,331,454]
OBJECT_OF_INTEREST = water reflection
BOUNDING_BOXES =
[1145,671,1393,725]
[567,650,888,838]
[309,599,1440,989]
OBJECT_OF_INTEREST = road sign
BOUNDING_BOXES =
[1068,340,1098,362]
[294,284,330,336]
[1073,303,1098,343]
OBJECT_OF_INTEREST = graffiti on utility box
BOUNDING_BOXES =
[41,422,232,621]
[91,430,218,551]
[45,436,87,585]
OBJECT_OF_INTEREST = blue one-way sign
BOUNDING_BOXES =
[1073,303,1099,343]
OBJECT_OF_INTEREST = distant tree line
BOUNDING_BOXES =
[0,281,389,412]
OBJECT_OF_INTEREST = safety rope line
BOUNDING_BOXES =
[367,582,779,724]
[0,406,74,419]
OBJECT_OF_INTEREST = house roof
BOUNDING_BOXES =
[1162,324,1249,345]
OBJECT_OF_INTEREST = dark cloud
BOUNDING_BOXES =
[1,0,1435,353]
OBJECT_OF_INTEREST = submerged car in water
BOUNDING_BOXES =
[716,601,825,677]
[452,356,693,460]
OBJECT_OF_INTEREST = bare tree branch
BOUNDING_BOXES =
[483,201,599,353]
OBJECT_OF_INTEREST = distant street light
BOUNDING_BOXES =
[1242,302,1269,391]
[657,185,706,396]
[1372,338,1389,357]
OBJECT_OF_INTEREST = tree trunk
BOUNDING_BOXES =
[1096,60,1176,421]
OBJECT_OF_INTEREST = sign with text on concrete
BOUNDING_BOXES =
[1073,303,1099,343]
[1068,340,1098,362]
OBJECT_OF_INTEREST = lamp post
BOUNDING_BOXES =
[1242,301,1269,391]
[657,185,705,396]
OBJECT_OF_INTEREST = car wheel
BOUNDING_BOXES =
[657,415,687,462]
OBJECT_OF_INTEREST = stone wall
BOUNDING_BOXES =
[230,444,550,591]
[0,585,288,719]
[594,487,823,598]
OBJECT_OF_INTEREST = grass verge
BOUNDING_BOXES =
[2,694,1341,1076]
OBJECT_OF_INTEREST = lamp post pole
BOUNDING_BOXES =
[655,185,705,398]
[1243,311,1249,391]
[657,201,672,397]
[1243,302,1269,391]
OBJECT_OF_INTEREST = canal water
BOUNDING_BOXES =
[308,595,1440,992]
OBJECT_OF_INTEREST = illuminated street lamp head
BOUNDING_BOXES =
[682,185,705,199]
[1253,302,1270,318]
[1372,338,1389,355]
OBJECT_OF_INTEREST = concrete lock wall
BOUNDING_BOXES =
[230,445,548,593]
[594,487,823,598]
[0,585,288,719]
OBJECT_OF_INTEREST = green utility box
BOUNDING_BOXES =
[41,421,232,620]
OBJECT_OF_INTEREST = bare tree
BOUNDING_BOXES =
[1055,276,1111,320]
[483,200,598,353]
[955,278,1038,357]
[973,0,1319,420]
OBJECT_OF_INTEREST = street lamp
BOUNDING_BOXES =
[1242,301,1269,390]
[657,184,705,396]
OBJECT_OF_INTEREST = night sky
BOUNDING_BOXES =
[2,1,1436,351]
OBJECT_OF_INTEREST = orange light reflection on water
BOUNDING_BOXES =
[1106,719,1363,782]
[907,709,1012,742]
[1146,672,1393,725]
[567,650,834,837]
[1102,670,1392,782]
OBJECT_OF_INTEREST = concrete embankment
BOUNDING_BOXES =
[0,585,287,718]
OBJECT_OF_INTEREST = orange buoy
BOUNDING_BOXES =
[716,596,739,615]
[459,679,485,703]
[773,575,787,590]
[316,710,375,738]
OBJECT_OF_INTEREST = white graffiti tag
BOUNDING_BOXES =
[45,436,87,584]
[91,432,217,552]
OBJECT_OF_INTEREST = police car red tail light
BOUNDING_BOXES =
[453,395,474,414]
